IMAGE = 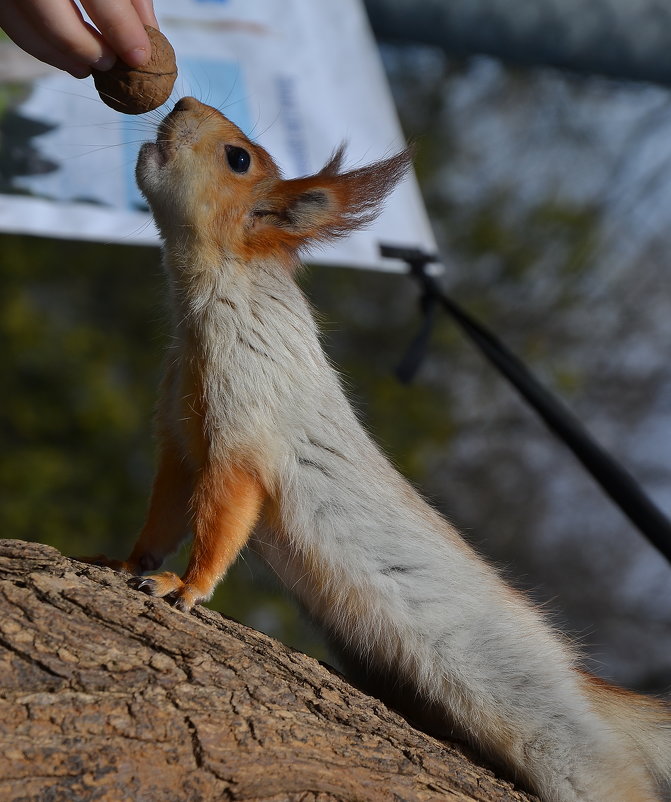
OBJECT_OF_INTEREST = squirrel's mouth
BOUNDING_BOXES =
[139,100,201,175]
[138,141,168,169]
[154,112,177,166]
[155,139,170,167]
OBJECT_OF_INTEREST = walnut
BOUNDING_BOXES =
[93,26,177,115]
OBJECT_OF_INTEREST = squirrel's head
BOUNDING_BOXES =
[137,96,412,266]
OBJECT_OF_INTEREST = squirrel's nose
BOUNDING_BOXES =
[173,96,200,113]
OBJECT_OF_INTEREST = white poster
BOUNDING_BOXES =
[0,0,436,271]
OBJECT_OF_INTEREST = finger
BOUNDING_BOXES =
[0,4,94,77]
[19,0,117,70]
[81,0,152,67]
[131,0,159,30]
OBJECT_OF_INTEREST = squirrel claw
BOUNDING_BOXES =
[127,571,199,612]
[128,576,157,593]
[171,595,194,614]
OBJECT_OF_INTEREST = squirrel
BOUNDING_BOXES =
[90,96,671,801]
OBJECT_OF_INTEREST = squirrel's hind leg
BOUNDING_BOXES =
[82,438,195,575]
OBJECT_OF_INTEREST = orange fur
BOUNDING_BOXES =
[86,436,195,575]
[245,146,414,260]
[126,439,196,572]
[581,670,671,733]
[184,462,265,595]
[579,672,671,799]
[130,462,266,610]
[148,97,412,267]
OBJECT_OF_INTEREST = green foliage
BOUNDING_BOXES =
[451,193,600,287]
[0,84,26,118]
[0,235,163,556]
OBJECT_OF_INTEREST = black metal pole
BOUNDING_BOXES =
[381,244,671,565]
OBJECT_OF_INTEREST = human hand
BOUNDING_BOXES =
[0,0,158,78]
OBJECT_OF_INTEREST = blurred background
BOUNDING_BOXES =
[2,0,671,693]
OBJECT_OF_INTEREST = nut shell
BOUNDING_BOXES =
[93,26,177,115]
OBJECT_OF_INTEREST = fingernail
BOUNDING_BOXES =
[91,53,117,72]
[68,65,92,79]
[124,47,149,68]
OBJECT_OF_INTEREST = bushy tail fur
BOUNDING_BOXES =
[582,673,671,797]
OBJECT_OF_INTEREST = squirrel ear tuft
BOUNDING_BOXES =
[249,145,414,254]
[318,144,347,176]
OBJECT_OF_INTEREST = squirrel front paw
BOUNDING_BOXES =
[128,572,205,613]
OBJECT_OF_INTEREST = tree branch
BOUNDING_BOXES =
[0,539,534,801]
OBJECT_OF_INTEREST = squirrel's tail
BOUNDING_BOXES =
[582,672,671,796]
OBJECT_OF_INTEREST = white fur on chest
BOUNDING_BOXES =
[160,249,643,802]
[164,254,341,475]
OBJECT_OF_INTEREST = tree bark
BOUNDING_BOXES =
[0,539,534,802]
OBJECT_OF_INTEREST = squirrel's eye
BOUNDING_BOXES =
[225,145,250,174]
